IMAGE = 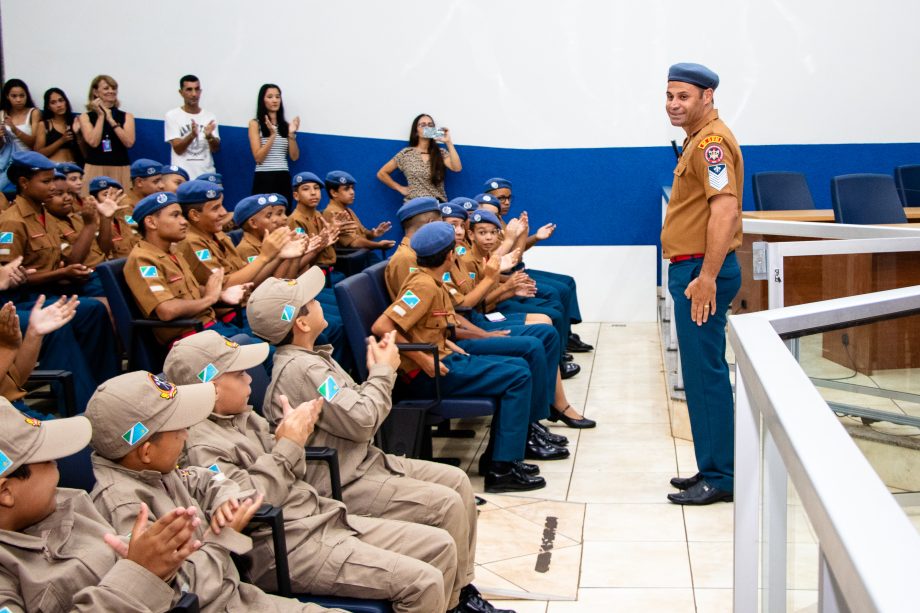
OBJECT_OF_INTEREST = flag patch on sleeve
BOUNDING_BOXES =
[401,290,420,308]
[195,249,211,261]
[317,375,340,401]
[139,266,158,278]
[0,232,13,244]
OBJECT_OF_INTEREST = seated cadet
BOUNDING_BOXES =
[164,331,459,613]
[321,170,394,265]
[195,171,222,185]
[234,193,313,275]
[248,269,511,613]
[124,191,252,345]
[122,158,166,211]
[482,178,593,354]
[372,222,548,493]
[56,161,85,209]
[160,164,190,193]
[85,371,340,612]
[87,175,137,259]
[289,172,342,278]
[0,400,206,612]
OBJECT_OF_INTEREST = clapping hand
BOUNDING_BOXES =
[366,331,400,371]
[371,221,392,238]
[274,394,322,446]
[28,294,79,336]
[535,222,556,240]
[289,116,300,133]
[219,283,253,306]
[0,256,33,291]
[103,504,201,582]
[208,493,265,535]
[0,302,21,349]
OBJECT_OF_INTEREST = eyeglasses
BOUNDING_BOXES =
[497,195,512,202]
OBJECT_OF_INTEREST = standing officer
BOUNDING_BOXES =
[661,63,742,506]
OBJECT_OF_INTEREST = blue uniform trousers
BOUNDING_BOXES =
[529,269,581,324]
[668,252,741,493]
[497,297,568,360]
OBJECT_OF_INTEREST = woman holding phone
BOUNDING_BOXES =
[79,75,135,191]
[377,113,461,202]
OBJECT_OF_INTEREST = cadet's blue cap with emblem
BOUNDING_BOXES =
[195,172,222,185]
[233,194,272,226]
[292,171,324,188]
[266,193,288,207]
[451,196,478,212]
[9,151,56,173]
[440,201,468,221]
[397,196,440,223]
[53,170,67,180]
[56,162,84,175]
[130,158,164,178]
[410,221,456,257]
[484,177,512,192]
[325,170,356,186]
[469,209,502,229]
[88,175,122,194]
[161,164,190,180]
[668,63,719,90]
[176,179,223,205]
[134,191,179,223]
[474,193,500,209]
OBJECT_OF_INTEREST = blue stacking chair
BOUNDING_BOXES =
[227,228,244,246]
[894,164,920,206]
[831,174,908,224]
[752,171,816,211]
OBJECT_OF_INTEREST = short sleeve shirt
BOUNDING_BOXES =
[235,231,263,264]
[393,147,449,202]
[289,205,336,265]
[0,196,64,271]
[51,212,107,267]
[164,107,219,178]
[384,269,457,372]
[178,225,246,286]
[661,109,744,259]
[384,238,418,300]
[321,201,369,249]
[109,207,139,259]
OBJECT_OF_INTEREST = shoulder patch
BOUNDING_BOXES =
[0,232,13,244]
[401,290,421,309]
[469,272,476,280]
[247,255,257,263]
[195,249,211,262]
[124,215,136,225]
[455,246,467,256]
[317,375,340,401]
[698,135,724,149]
[139,265,158,278]
[408,266,418,273]
[708,164,728,191]
[441,272,451,283]
[704,144,724,164]
[294,227,305,234]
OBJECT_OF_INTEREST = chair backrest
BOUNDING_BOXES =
[56,447,96,492]
[334,273,388,382]
[894,164,920,206]
[751,171,816,211]
[362,260,392,306]
[227,229,243,246]
[831,174,908,224]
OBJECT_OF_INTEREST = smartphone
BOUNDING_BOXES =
[422,126,444,139]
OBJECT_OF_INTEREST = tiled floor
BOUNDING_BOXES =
[433,322,826,612]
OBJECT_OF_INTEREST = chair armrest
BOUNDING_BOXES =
[27,370,77,417]
[168,592,200,613]
[247,504,293,597]
[305,446,343,502]
[395,343,442,402]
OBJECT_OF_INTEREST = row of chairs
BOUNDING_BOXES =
[751,165,920,225]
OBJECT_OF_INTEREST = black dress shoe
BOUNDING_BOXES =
[566,334,593,352]
[670,472,702,491]
[484,462,546,493]
[525,437,570,460]
[548,406,596,429]
[561,362,581,379]
[667,479,733,505]
[530,421,569,446]
[514,460,540,476]
[562,353,574,362]
[449,584,516,613]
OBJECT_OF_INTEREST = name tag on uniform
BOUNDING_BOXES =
[29,232,45,239]
[486,312,506,322]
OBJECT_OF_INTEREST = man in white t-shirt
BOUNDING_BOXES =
[164,74,220,178]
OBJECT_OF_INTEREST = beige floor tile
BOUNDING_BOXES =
[505,500,586,543]
[583,503,686,542]
[688,541,733,588]
[693,588,733,613]
[582,398,670,424]
[548,588,695,612]
[787,541,819,590]
[487,600,548,613]
[675,444,699,474]
[482,544,582,600]
[478,493,546,510]
[475,564,528,593]
[574,444,677,474]
[684,503,734,542]
[580,541,692,588]
[585,381,669,404]
[475,508,580,564]
[569,471,674,503]
[574,423,675,447]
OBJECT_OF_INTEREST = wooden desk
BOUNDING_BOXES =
[742,207,920,222]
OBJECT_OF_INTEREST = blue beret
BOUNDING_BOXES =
[233,195,273,226]
[325,170,356,186]
[292,171,324,188]
[397,197,440,223]
[10,151,55,172]
[469,209,502,229]
[265,193,288,207]
[410,221,456,257]
[474,193,500,208]
[161,165,190,180]
[55,162,84,175]
[194,172,222,185]
[130,158,164,178]
[53,170,67,180]
[667,63,719,90]
[483,177,512,192]
[450,197,478,212]
[440,202,468,221]
[176,180,223,205]
[88,176,122,194]
[134,192,179,223]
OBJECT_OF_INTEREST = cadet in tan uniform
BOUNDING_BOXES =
[289,172,339,271]
[661,63,742,506]
[124,191,252,344]
[321,170,394,265]
[0,399,204,612]
[161,164,189,193]
[165,331,457,613]
[235,193,314,277]
[87,175,138,259]
[123,158,165,211]
[249,268,513,613]
[85,370,341,612]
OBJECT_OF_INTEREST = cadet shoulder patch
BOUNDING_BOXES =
[247,255,257,263]
[401,290,420,308]
[455,246,467,256]
[207,463,226,481]
[139,265,158,278]
[294,227,305,234]
[704,144,724,164]
[469,272,476,280]
[441,272,451,282]
[195,249,211,262]
[124,215,136,225]
[408,267,418,273]
[698,135,724,149]
[708,164,728,191]
[0,232,13,244]
[391,304,407,316]
[317,375,340,401]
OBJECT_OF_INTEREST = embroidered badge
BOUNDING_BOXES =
[206,189,217,199]
[708,164,728,191]
[317,375,340,401]
[197,363,219,383]
[122,421,150,446]
[441,206,451,214]
[455,246,467,256]
[294,227,305,234]
[491,181,499,189]
[401,290,421,309]
[0,448,12,475]
[207,463,222,473]
[139,265,158,278]
[0,232,13,244]
[392,304,407,316]
[156,194,168,204]
[146,167,156,176]
[0,249,9,255]
[469,272,476,280]
[149,285,164,292]
[704,144,724,164]
[281,304,296,322]
[23,417,41,427]
[441,272,451,282]
[473,213,482,222]
[698,135,724,149]
[149,373,178,399]
[258,196,267,205]
[195,249,211,261]
[268,195,278,203]
[247,255,257,263]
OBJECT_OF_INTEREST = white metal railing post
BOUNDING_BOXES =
[733,368,760,613]
[767,241,785,310]
[761,427,788,613]
[818,549,849,613]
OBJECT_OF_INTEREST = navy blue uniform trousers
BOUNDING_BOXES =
[529,269,581,324]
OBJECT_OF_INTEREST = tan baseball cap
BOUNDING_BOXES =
[164,330,269,386]
[0,398,91,477]
[85,371,215,460]
[246,267,326,344]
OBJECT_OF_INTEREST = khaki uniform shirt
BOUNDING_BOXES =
[0,489,175,613]
[185,410,355,589]
[458,244,499,310]
[0,364,26,403]
[121,188,140,213]
[235,232,262,265]
[264,344,404,497]
[0,196,64,271]
[321,202,369,249]
[289,206,336,266]
[125,239,216,344]
[49,213,107,268]
[384,238,418,300]
[111,207,140,259]
[384,269,457,372]
[179,225,246,286]
[661,109,744,259]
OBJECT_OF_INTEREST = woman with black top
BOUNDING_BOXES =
[248,83,299,203]
[35,87,84,165]
[79,74,135,192]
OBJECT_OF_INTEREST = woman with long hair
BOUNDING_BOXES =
[79,74,135,191]
[248,83,299,203]
[35,87,84,164]
[1,78,41,151]
[377,113,461,202]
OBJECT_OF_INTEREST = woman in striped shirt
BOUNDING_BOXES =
[248,83,299,204]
